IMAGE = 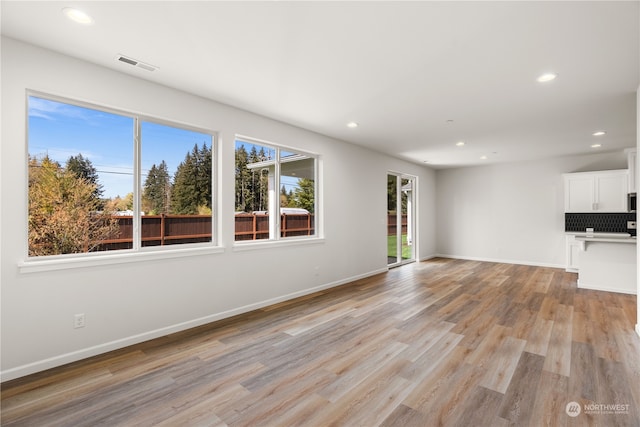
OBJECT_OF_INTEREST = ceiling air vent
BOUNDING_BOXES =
[115,54,158,72]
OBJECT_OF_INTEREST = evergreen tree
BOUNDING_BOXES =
[197,143,212,211]
[235,144,251,212]
[235,143,272,213]
[280,185,289,208]
[143,161,171,214]
[290,178,315,213]
[387,175,398,212]
[66,154,103,202]
[248,146,269,211]
[171,143,212,214]
[248,146,261,211]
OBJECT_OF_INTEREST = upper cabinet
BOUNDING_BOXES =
[564,170,629,213]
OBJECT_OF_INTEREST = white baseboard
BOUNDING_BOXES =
[1,267,388,382]
[435,253,565,269]
[577,281,637,295]
[636,324,640,338]
[419,254,438,262]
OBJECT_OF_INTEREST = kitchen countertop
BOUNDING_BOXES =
[567,232,636,243]
[574,235,637,244]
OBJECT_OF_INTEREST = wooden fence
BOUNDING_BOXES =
[98,213,402,250]
[387,214,408,236]
[98,214,212,250]
[98,213,315,250]
[234,213,315,240]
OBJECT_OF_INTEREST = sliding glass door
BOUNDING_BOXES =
[387,173,416,267]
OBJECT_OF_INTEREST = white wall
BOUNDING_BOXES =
[0,37,437,380]
[637,84,640,337]
[436,151,629,268]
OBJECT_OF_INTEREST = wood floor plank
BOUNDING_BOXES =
[606,307,640,407]
[594,357,640,426]
[448,386,506,427]
[543,303,573,377]
[281,298,358,336]
[587,297,622,362]
[525,268,554,294]
[499,351,545,426]
[398,331,464,383]
[379,404,429,427]
[306,358,413,427]
[480,336,527,393]
[2,258,638,427]
[401,345,474,410]
[407,361,485,426]
[524,315,554,356]
[569,341,598,402]
[539,296,560,321]
[529,371,569,427]
[317,340,407,402]
[572,310,596,345]
[466,324,512,367]
[0,367,113,420]
[395,320,455,362]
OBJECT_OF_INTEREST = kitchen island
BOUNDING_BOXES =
[573,234,637,294]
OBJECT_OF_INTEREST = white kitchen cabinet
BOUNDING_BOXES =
[565,235,581,272]
[564,170,628,212]
[576,237,637,294]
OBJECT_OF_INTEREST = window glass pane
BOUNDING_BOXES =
[141,121,213,247]
[235,140,272,241]
[280,152,315,238]
[235,140,317,242]
[28,96,133,256]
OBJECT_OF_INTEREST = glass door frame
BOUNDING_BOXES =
[387,172,417,268]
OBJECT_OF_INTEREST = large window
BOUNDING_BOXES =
[27,94,215,257]
[235,137,317,241]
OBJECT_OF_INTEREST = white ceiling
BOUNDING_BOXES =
[2,1,639,168]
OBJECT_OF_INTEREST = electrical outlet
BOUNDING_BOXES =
[74,313,86,329]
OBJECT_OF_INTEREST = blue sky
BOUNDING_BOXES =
[28,96,211,198]
[29,96,306,199]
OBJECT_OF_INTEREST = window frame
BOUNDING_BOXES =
[23,90,219,264]
[234,135,320,245]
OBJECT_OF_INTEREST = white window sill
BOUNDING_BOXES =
[19,245,225,274]
[233,236,325,252]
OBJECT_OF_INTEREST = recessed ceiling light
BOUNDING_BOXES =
[456,141,465,147]
[62,7,94,25]
[592,130,606,136]
[537,72,557,83]
[591,143,602,148]
[347,122,358,128]
[480,155,488,160]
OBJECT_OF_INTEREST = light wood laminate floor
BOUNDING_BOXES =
[2,258,639,426]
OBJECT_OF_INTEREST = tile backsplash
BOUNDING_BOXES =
[565,212,636,234]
